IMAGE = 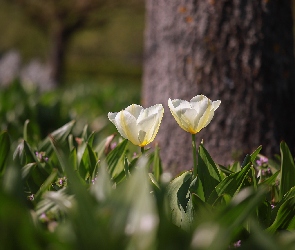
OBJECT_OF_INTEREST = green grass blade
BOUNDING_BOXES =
[279,141,295,200]
[0,131,10,175]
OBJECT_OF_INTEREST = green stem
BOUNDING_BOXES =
[141,146,145,154]
[192,133,198,177]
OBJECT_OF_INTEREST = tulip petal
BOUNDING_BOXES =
[108,112,118,124]
[115,110,140,145]
[168,99,190,132]
[108,112,129,138]
[182,108,199,133]
[138,105,164,146]
[169,95,221,134]
[212,100,221,111]
[190,95,209,114]
[173,99,191,109]
[138,130,147,146]
[137,104,163,123]
[196,102,214,131]
[125,104,143,119]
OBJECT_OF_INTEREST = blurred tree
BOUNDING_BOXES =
[143,1,295,172]
[7,0,124,85]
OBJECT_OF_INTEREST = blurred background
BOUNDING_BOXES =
[0,0,144,141]
[1,0,295,153]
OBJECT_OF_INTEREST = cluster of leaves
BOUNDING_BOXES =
[0,79,140,141]
[1,120,295,249]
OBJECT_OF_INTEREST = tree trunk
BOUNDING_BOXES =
[48,25,70,85]
[142,0,295,173]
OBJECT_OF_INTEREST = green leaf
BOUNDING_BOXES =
[0,131,10,175]
[152,144,162,182]
[13,140,36,165]
[241,154,251,167]
[106,139,128,180]
[90,162,112,202]
[191,193,211,213]
[217,164,234,177]
[94,134,115,160]
[166,171,193,231]
[23,119,30,142]
[250,145,262,164]
[39,120,75,155]
[267,196,295,233]
[257,201,272,228]
[279,141,295,200]
[259,170,280,186]
[240,146,262,169]
[218,187,267,232]
[197,144,221,201]
[230,162,241,173]
[34,168,58,203]
[149,173,160,189]
[36,188,73,218]
[49,135,105,248]
[190,175,205,201]
[86,143,98,176]
[208,162,252,204]
[113,157,159,250]
[21,163,37,180]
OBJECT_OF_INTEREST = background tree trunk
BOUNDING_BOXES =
[48,26,70,85]
[142,0,295,173]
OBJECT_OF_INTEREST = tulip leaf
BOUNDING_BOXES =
[197,144,221,201]
[267,196,295,233]
[13,140,36,165]
[152,144,162,182]
[270,186,295,224]
[167,171,193,231]
[259,170,280,186]
[230,162,241,173]
[0,131,10,176]
[241,154,251,167]
[279,141,295,201]
[218,187,266,232]
[34,168,58,203]
[241,146,262,168]
[149,173,160,189]
[113,160,159,250]
[23,119,30,142]
[257,201,272,228]
[38,120,75,155]
[217,164,234,177]
[190,175,205,201]
[91,162,112,202]
[250,145,262,164]
[106,139,128,180]
[208,162,252,204]
[191,193,211,213]
[21,163,37,180]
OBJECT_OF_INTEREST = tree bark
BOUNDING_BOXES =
[48,26,70,85]
[142,0,295,173]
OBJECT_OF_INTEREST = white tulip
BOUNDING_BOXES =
[168,95,221,134]
[108,104,164,147]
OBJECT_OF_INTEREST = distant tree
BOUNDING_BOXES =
[143,1,295,173]
[8,0,122,84]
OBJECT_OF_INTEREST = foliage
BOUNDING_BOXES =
[0,79,140,141]
[1,116,295,249]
